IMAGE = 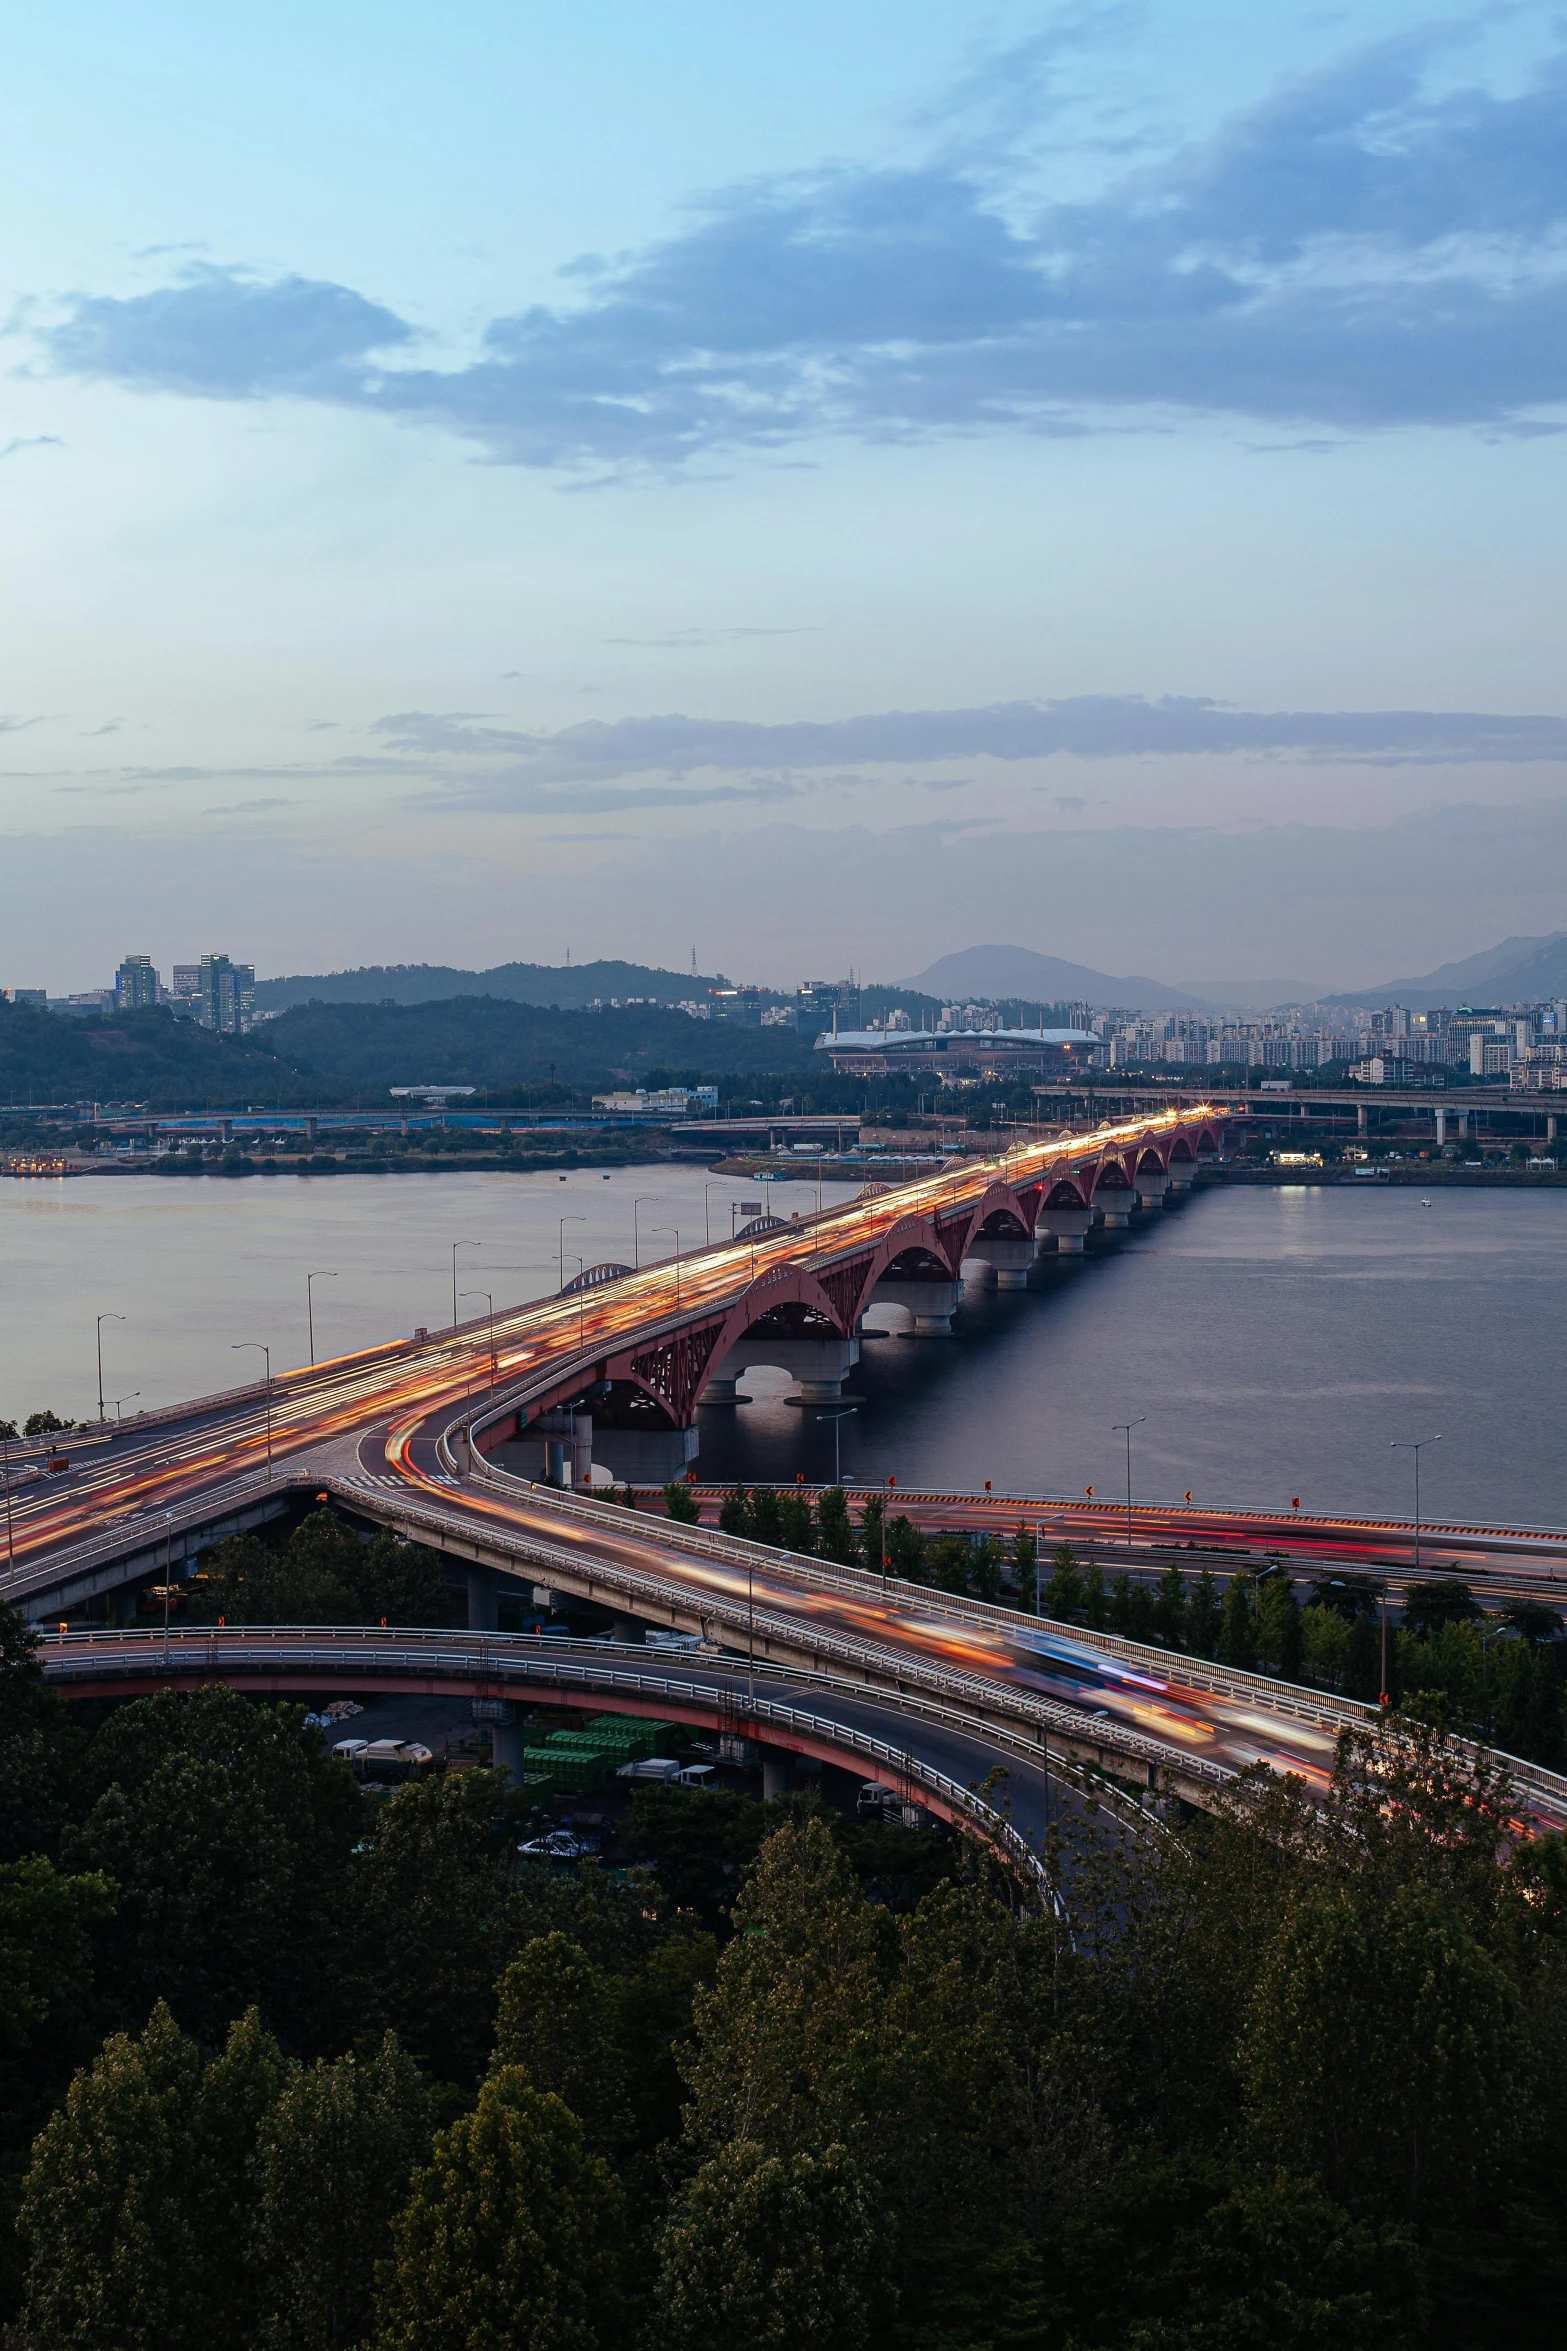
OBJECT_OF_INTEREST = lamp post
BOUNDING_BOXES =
[820,1407,857,1488]
[1391,1434,1442,1573]
[461,1291,496,1386]
[231,1343,272,1471]
[452,1239,479,1328]
[163,1510,175,1665]
[559,1214,586,1292]
[2,1430,12,1576]
[631,1197,656,1268]
[560,1261,589,1352]
[108,1393,139,1424]
[96,1312,125,1423]
[651,1228,681,1309]
[306,1270,337,1365]
[1111,1418,1145,1551]
[703,1182,729,1247]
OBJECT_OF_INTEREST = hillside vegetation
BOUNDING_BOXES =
[0,1001,338,1110]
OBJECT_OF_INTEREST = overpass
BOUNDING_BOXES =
[11,1099,1566,1832]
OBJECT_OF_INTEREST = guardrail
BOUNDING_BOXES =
[41,1629,1055,1896]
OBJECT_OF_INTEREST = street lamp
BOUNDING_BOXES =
[2,1429,13,1575]
[108,1393,139,1424]
[452,1239,479,1328]
[651,1227,681,1309]
[559,1214,586,1292]
[96,1312,125,1423]
[231,1343,272,1471]
[306,1270,337,1365]
[1391,1434,1442,1573]
[560,1258,590,1352]
[703,1182,728,1247]
[1111,1418,1146,1551]
[461,1292,496,1387]
[631,1197,656,1268]
[819,1407,857,1488]
[163,1510,175,1665]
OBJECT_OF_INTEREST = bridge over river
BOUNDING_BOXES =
[11,1104,1567,1844]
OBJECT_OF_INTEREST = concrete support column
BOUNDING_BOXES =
[870,1277,962,1334]
[1095,1195,1134,1229]
[1134,1170,1169,1211]
[1356,1103,1368,1136]
[1458,1110,1469,1137]
[467,1564,497,1632]
[1549,1114,1559,1143]
[1434,1106,1447,1147]
[492,1719,527,1780]
[761,1749,791,1800]
[699,1375,743,1403]
[1039,1208,1091,1253]
[966,1236,1036,1289]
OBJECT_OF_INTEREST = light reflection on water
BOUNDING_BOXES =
[3,1173,1561,1527]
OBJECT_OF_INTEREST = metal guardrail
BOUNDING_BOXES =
[41,1629,1054,1895]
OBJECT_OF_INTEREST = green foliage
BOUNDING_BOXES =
[1257,1569,1304,1680]
[971,1532,1003,1603]
[190,1511,456,1627]
[748,1485,784,1546]
[652,2140,878,2351]
[64,1684,362,2046]
[816,1486,858,1567]
[22,1408,74,1436]
[663,1479,701,1524]
[778,1488,816,1553]
[1154,1559,1189,1649]
[253,2033,431,2351]
[620,1783,771,1925]
[717,1483,751,1535]
[0,1600,85,1866]
[930,1534,971,1596]
[370,2066,632,2351]
[1218,1572,1258,1670]
[1012,1523,1038,1612]
[1044,1540,1084,1621]
[857,1494,885,1571]
[493,1933,628,2154]
[1081,1557,1108,1629]
[1186,1565,1221,1657]
[885,1513,926,1581]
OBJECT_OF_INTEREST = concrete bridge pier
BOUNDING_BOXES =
[1095,1196,1134,1231]
[1434,1106,1447,1147]
[699,1375,744,1403]
[965,1237,1037,1290]
[761,1747,792,1799]
[870,1277,962,1335]
[1038,1207,1092,1253]
[467,1564,498,1632]
[591,1425,699,1485]
[1134,1169,1169,1211]
[707,1336,860,1402]
[492,1716,527,1780]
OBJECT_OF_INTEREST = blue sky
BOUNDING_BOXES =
[3,0,1566,991]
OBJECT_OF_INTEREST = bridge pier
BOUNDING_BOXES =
[467,1564,498,1632]
[1095,1195,1134,1230]
[1038,1207,1091,1253]
[1434,1106,1447,1147]
[870,1277,961,1334]
[1134,1170,1169,1211]
[706,1336,860,1403]
[965,1237,1036,1290]
[492,1716,527,1780]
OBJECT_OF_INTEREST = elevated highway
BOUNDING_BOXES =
[10,1101,1567,1834]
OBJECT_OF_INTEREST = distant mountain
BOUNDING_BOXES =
[1173,978,1332,1012]
[253,958,729,1013]
[897,944,1201,1012]
[1324,932,1567,1010]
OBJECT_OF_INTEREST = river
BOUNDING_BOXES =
[2,1171,1561,1528]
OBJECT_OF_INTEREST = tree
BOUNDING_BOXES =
[253,2033,429,2351]
[1403,1579,1482,1637]
[1080,1560,1108,1630]
[22,1409,74,1437]
[1218,1574,1258,1671]
[1012,1525,1038,1613]
[857,1495,885,1575]
[1242,1879,1534,2224]
[1154,1560,1189,1651]
[349,1769,523,2083]
[971,1534,1003,1604]
[620,1784,771,1927]
[371,2067,631,2351]
[21,2002,286,2351]
[1257,1570,1304,1681]
[1044,1542,1084,1621]
[816,1487,857,1568]
[778,1489,816,1553]
[663,1480,701,1524]
[1186,1567,1222,1659]
[885,1514,926,1582]
[652,2140,877,2351]
[930,1535,971,1596]
[748,1486,784,1546]
[65,1684,361,2046]
[493,1933,627,2154]
[718,1484,751,1536]
[0,1599,86,1865]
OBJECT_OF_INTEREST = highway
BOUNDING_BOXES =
[8,1102,1567,1835]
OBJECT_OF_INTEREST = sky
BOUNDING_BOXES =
[2,0,1566,995]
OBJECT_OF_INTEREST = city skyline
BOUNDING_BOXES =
[2,1,1566,983]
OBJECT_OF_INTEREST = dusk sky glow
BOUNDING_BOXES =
[4,1,1566,990]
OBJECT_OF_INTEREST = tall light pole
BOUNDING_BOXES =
[1391,1434,1442,1573]
[2,1430,13,1576]
[560,1259,589,1352]
[631,1196,657,1268]
[462,1292,496,1387]
[703,1182,727,1247]
[559,1214,586,1292]
[651,1228,681,1309]
[452,1239,479,1328]
[820,1407,857,1488]
[306,1270,337,1365]
[1111,1418,1145,1552]
[163,1510,175,1665]
[232,1343,272,1472]
[109,1393,139,1424]
[96,1312,125,1423]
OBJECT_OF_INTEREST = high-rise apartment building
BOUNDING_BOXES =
[197,952,255,1036]
[115,954,160,1010]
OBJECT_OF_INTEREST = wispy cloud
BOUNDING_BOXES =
[30,29,1567,465]
[0,435,63,461]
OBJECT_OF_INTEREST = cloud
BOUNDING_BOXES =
[32,30,1567,463]
[41,262,412,398]
[371,695,1567,789]
[203,796,296,814]
[0,434,63,460]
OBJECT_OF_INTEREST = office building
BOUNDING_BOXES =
[115,954,160,1011]
[197,952,256,1036]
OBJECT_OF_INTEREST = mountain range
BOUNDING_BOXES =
[253,958,732,1014]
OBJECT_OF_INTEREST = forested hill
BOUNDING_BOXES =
[262,995,819,1089]
[252,957,734,1013]
[0,1000,339,1110]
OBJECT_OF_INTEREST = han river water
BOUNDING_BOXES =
[1,1168,1562,1530]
